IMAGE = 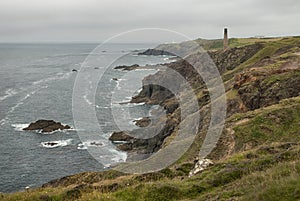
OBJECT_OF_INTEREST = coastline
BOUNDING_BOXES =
[109,52,177,162]
[2,36,300,200]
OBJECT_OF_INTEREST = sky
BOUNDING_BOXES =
[0,0,299,43]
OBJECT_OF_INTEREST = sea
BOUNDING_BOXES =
[0,43,171,193]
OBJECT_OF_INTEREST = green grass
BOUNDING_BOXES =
[262,69,300,86]
[229,37,282,48]
[222,37,300,83]
[226,89,239,100]
[4,141,300,201]
[233,99,300,151]
[2,36,300,201]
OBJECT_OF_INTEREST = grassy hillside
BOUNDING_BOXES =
[2,36,300,201]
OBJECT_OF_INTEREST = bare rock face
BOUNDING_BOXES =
[133,117,151,127]
[109,131,148,152]
[189,158,214,177]
[235,70,300,110]
[109,131,134,142]
[23,120,71,133]
[208,43,264,72]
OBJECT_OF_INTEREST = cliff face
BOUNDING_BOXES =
[122,42,266,156]
[3,37,300,201]
[109,36,300,167]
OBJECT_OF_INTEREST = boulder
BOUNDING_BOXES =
[90,141,103,146]
[109,131,134,142]
[133,117,151,127]
[23,120,71,133]
[189,158,214,177]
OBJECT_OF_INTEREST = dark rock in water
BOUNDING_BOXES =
[43,142,59,146]
[109,131,133,142]
[112,77,118,81]
[138,49,176,56]
[94,67,99,69]
[133,117,151,127]
[90,141,103,146]
[72,69,78,72]
[23,120,71,133]
[114,64,140,71]
[109,131,149,152]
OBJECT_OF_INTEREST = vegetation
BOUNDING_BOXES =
[2,36,300,200]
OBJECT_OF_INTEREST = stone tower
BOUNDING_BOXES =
[223,28,228,50]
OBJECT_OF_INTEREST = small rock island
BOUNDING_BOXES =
[23,119,71,133]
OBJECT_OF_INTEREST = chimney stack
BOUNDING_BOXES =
[223,28,228,50]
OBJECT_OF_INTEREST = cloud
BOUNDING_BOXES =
[0,0,299,42]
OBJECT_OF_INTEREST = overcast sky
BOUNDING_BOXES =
[0,0,299,43]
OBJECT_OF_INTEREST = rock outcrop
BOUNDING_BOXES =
[114,64,140,71]
[109,113,178,154]
[236,70,300,110]
[23,120,71,133]
[109,131,148,152]
[116,38,300,164]
[208,43,264,72]
[138,49,176,56]
[109,131,134,142]
[133,117,151,127]
[5,37,300,201]
[188,158,214,177]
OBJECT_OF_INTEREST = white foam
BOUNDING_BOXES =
[41,139,72,148]
[134,68,157,71]
[0,119,7,126]
[11,123,30,131]
[0,88,18,102]
[115,80,120,90]
[77,140,106,150]
[83,94,92,105]
[77,144,88,150]
[130,102,145,106]
[135,88,143,95]
[38,127,75,134]
[128,117,143,126]
[9,89,38,114]
[104,132,113,139]
[109,148,127,163]
[63,127,77,132]
[33,72,71,85]
[38,129,60,134]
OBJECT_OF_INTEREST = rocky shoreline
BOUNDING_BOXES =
[109,39,300,164]
[138,48,176,56]
[4,36,300,200]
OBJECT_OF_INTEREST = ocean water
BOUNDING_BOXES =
[0,43,170,192]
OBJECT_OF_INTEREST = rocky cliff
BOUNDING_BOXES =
[3,36,300,201]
